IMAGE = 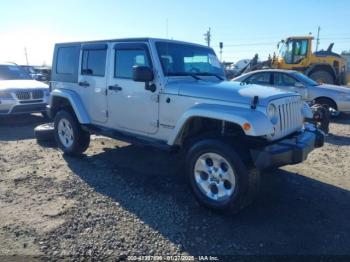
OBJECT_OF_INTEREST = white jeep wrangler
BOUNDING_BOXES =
[48,38,324,213]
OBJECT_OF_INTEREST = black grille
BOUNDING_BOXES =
[32,90,44,99]
[15,91,31,100]
[15,90,44,100]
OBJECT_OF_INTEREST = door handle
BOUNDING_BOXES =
[78,81,90,87]
[108,84,122,91]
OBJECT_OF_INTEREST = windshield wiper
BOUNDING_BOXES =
[167,72,201,80]
[195,72,225,80]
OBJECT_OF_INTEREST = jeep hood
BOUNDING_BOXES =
[0,80,49,90]
[166,79,298,106]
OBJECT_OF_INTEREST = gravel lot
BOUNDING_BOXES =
[0,114,350,261]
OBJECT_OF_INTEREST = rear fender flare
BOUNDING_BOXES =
[50,89,90,124]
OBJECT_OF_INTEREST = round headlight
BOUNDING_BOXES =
[267,103,278,124]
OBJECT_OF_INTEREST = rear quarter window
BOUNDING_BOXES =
[52,44,80,83]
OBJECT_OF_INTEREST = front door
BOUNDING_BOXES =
[107,42,159,134]
[77,43,109,123]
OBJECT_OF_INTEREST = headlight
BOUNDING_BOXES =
[0,91,13,99]
[267,103,278,124]
[44,90,50,96]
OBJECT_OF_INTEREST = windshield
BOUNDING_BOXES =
[156,42,225,78]
[0,65,32,80]
[292,72,319,86]
[278,41,287,58]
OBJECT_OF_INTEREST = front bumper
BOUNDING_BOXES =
[251,126,324,170]
[0,98,48,115]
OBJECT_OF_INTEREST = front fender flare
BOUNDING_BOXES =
[167,104,274,145]
[50,89,90,124]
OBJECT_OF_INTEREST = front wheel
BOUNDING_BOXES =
[54,110,90,156]
[186,139,260,214]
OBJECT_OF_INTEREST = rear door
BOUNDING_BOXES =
[77,43,109,123]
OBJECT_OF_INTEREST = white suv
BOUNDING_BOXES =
[0,63,50,116]
[48,38,324,213]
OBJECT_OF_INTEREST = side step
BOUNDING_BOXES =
[84,125,178,153]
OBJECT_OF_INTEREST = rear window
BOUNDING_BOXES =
[52,44,80,83]
[56,47,77,74]
[0,65,32,80]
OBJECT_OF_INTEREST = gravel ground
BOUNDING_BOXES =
[0,114,350,261]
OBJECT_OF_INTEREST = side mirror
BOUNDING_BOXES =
[295,82,305,88]
[132,66,154,82]
[132,66,156,92]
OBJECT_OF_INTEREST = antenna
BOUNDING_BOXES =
[219,42,223,62]
[166,18,169,39]
[24,47,29,66]
[316,26,321,52]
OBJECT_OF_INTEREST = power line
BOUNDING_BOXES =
[212,42,276,48]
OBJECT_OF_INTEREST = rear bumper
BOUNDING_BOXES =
[251,126,324,170]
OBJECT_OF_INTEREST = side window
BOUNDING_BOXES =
[247,72,271,85]
[57,47,77,74]
[81,49,107,76]
[274,73,298,86]
[115,49,150,79]
[293,40,308,63]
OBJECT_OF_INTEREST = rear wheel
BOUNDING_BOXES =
[309,70,334,84]
[186,138,260,214]
[54,110,90,155]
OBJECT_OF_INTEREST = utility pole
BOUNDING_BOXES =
[24,47,29,66]
[204,27,211,47]
[316,26,321,52]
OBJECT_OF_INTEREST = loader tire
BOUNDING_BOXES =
[309,70,334,84]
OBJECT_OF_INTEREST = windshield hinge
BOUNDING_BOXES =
[251,96,259,109]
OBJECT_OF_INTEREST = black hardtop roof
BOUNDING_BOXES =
[55,37,209,48]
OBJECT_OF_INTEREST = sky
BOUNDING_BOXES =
[0,0,350,66]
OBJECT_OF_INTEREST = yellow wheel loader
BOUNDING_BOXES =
[240,36,348,85]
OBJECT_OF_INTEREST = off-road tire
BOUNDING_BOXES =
[186,138,260,214]
[309,70,334,85]
[54,110,90,156]
[34,123,55,141]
